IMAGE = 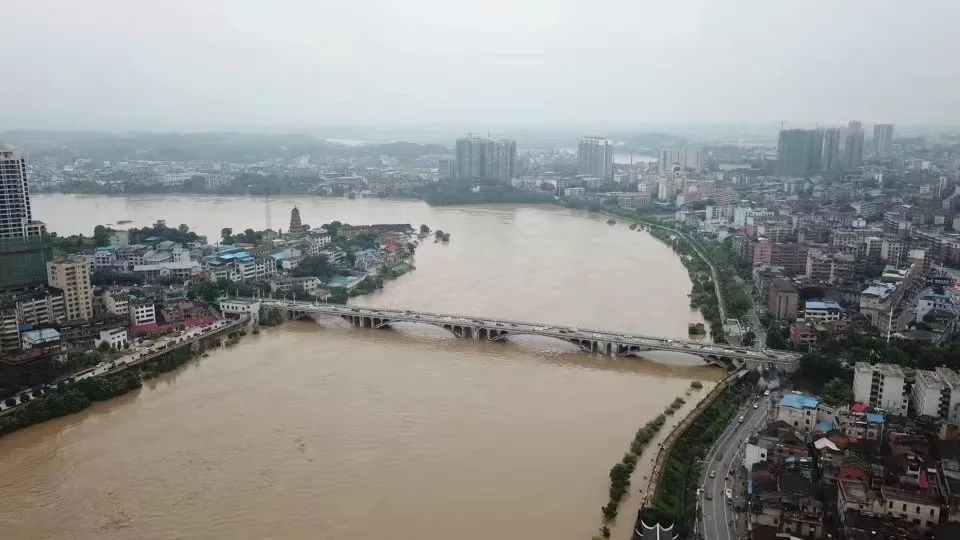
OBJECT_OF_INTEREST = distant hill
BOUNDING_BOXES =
[0,130,449,162]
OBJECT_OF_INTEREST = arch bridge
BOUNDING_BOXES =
[247,299,800,370]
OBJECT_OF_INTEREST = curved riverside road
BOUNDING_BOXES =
[699,393,771,540]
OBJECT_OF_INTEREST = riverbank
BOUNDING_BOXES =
[0,323,248,437]
[637,370,758,538]
[600,206,752,343]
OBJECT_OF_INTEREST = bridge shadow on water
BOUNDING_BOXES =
[285,318,723,380]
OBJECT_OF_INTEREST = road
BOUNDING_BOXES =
[0,318,239,413]
[698,392,772,540]
[257,299,801,366]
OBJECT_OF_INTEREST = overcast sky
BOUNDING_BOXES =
[2,0,958,132]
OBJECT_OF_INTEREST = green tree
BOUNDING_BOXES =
[419,224,430,234]
[292,255,333,279]
[220,227,233,243]
[766,331,786,349]
[93,225,110,246]
[742,330,756,347]
[822,377,854,406]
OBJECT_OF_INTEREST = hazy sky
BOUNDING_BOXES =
[2,0,958,132]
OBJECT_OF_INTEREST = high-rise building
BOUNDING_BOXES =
[0,150,46,239]
[806,129,824,172]
[0,149,52,292]
[657,149,675,174]
[873,123,894,157]
[853,362,909,415]
[486,139,517,182]
[912,367,960,423]
[438,159,456,182]
[577,137,614,181]
[456,136,486,180]
[46,259,94,321]
[776,129,814,176]
[843,121,865,170]
[821,128,842,171]
[454,136,517,181]
[289,206,302,231]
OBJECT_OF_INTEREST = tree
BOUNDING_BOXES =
[325,221,343,237]
[98,341,111,352]
[220,227,233,243]
[292,255,333,279]
[419,224,430,234]
[766,331,786,349]
[822,377,854,406]
[742,331,756,347]
[93,225,110,246]
[178,224,190,234]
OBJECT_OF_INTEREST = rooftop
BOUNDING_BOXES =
[780,394,819,410]
[805,299,840,311]
[855,362,904,377]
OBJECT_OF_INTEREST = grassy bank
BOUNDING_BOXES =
[638,371,758,538]
[0,331,243,437]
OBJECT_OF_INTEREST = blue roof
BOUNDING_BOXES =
[780,394,819,410]
[805,300,840,310]
[866,413,884,424]
[814,421,834,433]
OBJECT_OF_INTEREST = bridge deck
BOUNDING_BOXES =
[255,299,800,365]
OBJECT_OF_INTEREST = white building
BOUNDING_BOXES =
[853,362,909,415]
[102,288,130,317]
[916,290,955,322]
[577,137,614,181]
[95,328,129,350]
[911,367,960,422]
[563,187,585,197]
[803,300,842,322]
[129,299,157,327]
[776,394,820,432]
[220,298,261,323]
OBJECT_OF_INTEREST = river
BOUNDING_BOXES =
[0,194,720,539]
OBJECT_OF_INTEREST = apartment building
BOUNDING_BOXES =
[911,367,960,422]
[46,259,94,321]
[853,362,909,415]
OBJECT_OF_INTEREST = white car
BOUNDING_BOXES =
[725,488,732,499]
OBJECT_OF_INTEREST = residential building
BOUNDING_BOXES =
[438,158,456,182]
[844,121,865,170]
[102,288,130,317]
[0,149,46,239]
[132,260,202,282]
[46,259,93,321]
[776,394,820,432]
[821,128,842,171]
[874,124,894,157]
[219,298,261,322]
[768,278,799,320]
[577,137,614,181]
[455,136,517,181]
[853,362,909,415]
[776,129,818,176]
[916,290,955,322]
[860,282,897,328]
[129,299,156,327]
[803,300,842,322]
[95,328,129,350]
[617,192,651,210]
[911,367,960,422]
[563,186,585,197]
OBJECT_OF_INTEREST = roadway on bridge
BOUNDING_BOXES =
[257,299,800,365]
